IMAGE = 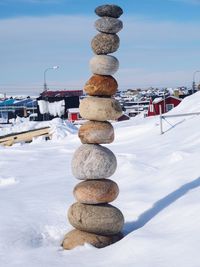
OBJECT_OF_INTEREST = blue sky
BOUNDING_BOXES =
[0,0,200,95]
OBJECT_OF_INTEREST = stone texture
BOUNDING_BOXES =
[71,144,117,180]
[68,203,124,235]
[84,75,118,96]
[95,4,123,18]
[79,96,123,121]
[62,229,123,250]
[90,55,119,76]
[73,179,119,204]
[78,120,114,144]
[91,33,120,55]
[95,17,123,34]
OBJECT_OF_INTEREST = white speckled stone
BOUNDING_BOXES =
[71,144,117,180]
[90,55,119,76]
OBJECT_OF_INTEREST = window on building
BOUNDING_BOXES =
[149,104,154,112]
[166,104,174,112]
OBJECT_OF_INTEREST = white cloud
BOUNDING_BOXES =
[0,15,200,94]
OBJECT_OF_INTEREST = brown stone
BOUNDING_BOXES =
[78,121,114,144]
[73,179,119,204]
[84,75,118,96]
[62,229,123,250]
[68,203,124,235]
[79,96,123,121]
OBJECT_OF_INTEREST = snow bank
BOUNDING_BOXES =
[0,92,200,267]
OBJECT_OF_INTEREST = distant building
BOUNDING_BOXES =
[147,96,182,116]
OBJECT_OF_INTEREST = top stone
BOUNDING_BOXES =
[95,4,123,18]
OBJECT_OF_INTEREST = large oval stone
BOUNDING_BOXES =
[71,144,117,180]
[73,179,119,204]
[91,33,120,55]
[79,96,123,121]
[95,17,123,34]
[78,121,114,144]
[90,55,119,75]
[68,203,124,235]
[84,75,118,96]
[95,4,123,18]
[62,229,123,250]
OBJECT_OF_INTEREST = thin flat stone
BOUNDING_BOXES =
[79,96,123,121]
[95,5,123,18]
[78,120,114,144]
[62,229,123,250]
[90,55,119,75]
[68,203,124,235]
[95,17,123,34]
[91,33,120,55]
[71,144,117,180]
[73,179,119,204]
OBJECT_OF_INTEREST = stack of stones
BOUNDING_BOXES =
[62,4,124,250]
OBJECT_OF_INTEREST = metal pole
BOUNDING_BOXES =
[159,105,163,135]
[192,70,200,94]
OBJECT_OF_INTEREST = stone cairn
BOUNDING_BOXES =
[62,4,124,250]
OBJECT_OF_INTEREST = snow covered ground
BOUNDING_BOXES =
[1,92,200,267]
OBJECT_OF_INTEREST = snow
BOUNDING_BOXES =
[1,92,200,266]
[38,100,65,117]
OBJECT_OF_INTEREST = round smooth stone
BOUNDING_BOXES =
[68,203,124,235]
[84,75,118,96]
[95,17,123,34]
[91,33,120,55]
[90,55,119,76]
[95,4,123,18]
[78,120,114,144]
[71,144,117,180]
[79,96,123,121]
[73,179,119,204]
[62,229,123,250]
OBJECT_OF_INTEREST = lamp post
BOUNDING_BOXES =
[192,70,200,94]
[43,65,59,91]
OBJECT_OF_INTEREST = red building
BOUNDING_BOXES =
[67,108,81,122]
[147,96,182,116]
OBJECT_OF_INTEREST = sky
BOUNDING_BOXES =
[0,0,200,95]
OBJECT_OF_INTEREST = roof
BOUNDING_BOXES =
[41,90,83,98]
[152,96,182,104]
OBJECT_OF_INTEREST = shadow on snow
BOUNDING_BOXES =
[123,177,200,235]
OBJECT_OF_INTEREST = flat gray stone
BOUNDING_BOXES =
[79,96,123,121]
[90,55,119,76]
[95,5,123,18]
[68,203,124,235]
[91,33,120,55]
[95,17,123,34]
[71,144,117,180]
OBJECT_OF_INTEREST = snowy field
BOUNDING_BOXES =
[1,92,200,267]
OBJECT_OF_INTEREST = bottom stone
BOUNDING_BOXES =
[62,229,123,250]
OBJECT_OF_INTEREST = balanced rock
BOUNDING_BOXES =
[62,229,123,250]
[95,4,123,18]
[79,120,114,144]
[71,144,117,180]
[90,55,119,75]
[79,96,122,121]
[91,33,120,55]
[68,203,124,235]
[95,17,123,34]
[73,179,119,204]
[84,75,118,96]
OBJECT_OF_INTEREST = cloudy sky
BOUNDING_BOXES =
[0,0,200,95]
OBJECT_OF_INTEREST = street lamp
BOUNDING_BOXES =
[43,65,59,91]
[192,70,200,94]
